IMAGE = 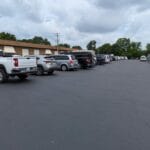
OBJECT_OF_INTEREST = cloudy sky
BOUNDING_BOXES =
[0,0,150,48]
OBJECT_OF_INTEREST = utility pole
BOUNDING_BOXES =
[56,33,60,53]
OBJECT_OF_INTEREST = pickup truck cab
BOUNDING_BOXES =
[0,51,37,83]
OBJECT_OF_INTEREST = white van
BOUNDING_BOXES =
[104,55,111,63]
[140,55,147,61]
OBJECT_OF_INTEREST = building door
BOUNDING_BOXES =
[34,49,40,55]
[22,49,29,56]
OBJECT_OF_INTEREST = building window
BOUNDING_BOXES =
[34,49,40,55]
[22,49,29,56]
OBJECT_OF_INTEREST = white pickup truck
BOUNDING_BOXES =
[0,52,37,83]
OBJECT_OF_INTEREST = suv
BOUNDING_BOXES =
[64,51,96,68]
[96,54,105,65]
[49,54,79,71]
[26,55,58,75]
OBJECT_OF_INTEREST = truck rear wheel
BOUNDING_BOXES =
[18,74,28,80]
[0,69,8,83]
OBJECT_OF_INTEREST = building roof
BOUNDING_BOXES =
[0,39,74,51]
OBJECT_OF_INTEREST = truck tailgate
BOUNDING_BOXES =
[14,57,37,68]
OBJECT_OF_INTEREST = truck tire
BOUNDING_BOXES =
[18,74,28,80]
[61,65,68,71]
[37,66,44,76]
[0,69,8,83]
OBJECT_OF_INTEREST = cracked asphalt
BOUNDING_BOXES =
[0,60,150,150]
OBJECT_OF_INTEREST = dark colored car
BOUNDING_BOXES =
[62,51,95,69]
[96,54,106,65]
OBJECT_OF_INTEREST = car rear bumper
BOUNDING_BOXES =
[68,64,80,69]
[11,67,37,75]
[44,64,58,71]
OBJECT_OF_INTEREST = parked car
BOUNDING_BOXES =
[147,54,150,62]
[140,55,147,61]
[49,54,79,71]
[104,55,111,63]
[65,51,95,68]
[109,54,115,61]
[0,50,37,83]
[26,55,58,75]
[124,56,128,60]
[96,54,106,65]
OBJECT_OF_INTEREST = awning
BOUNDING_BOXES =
[45,49,52,54]
[4,46,16,53]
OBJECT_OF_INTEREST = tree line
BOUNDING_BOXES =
[0,32,82,50]
[0,32,150,58]
[87,39,150,59]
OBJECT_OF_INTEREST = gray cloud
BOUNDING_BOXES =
[91,0,150,10]
[0,0,150,48]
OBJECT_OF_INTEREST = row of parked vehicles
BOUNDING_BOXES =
[0,49,125,83]
[0,50,97,83]
[96,54,128,65]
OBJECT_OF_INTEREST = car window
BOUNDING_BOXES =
[55,56,69,60]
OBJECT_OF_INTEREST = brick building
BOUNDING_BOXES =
[0,39,73,56]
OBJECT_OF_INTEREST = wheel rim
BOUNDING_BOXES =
[37,67,43,75]
[62,66,67,71]
[0,72,3,81]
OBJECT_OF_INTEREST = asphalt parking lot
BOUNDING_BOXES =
[1,60,150,150]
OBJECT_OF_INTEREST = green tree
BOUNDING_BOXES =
[72,46,82,50]
[0,32,16,41]
[146,43,150,54]
[116,38,130,52]
[87,40,96,50]
[130,42,141,51]
[96,43,112,54]
[111,43,124,56]
[146,43,150,51]
[58,43,70,48]
[20,36,51,45]
[127,42,142,59]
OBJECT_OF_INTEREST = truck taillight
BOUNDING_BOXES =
[13,58,19,67]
